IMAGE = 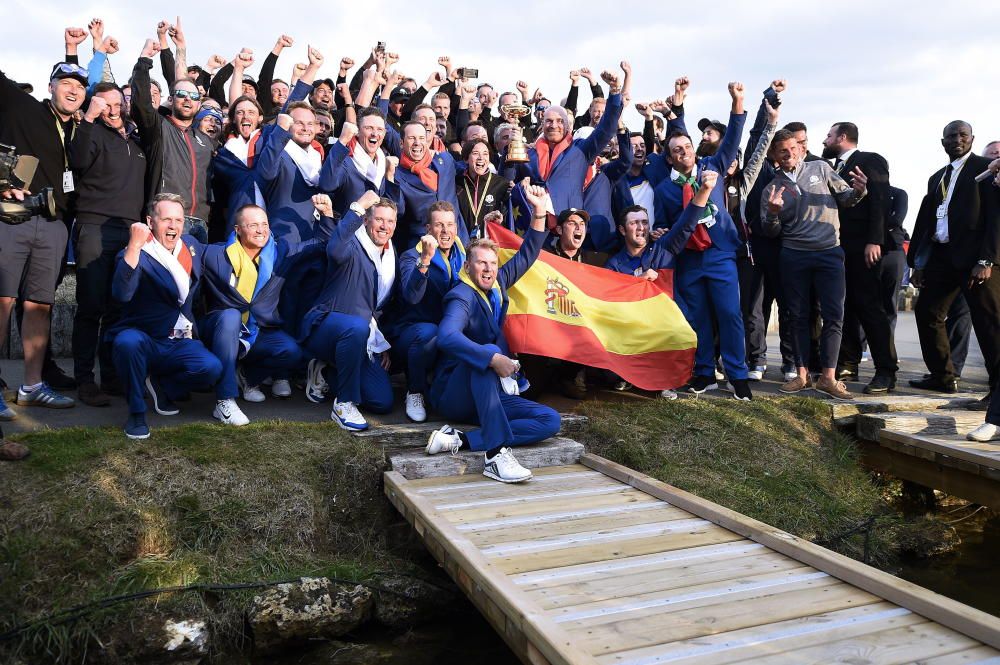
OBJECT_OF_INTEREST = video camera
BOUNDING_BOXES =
[0,143,57,223]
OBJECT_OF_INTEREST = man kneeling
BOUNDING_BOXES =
[425,182,560,483]
[109,194,222,439]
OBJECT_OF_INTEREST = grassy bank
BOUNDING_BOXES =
[0,421,410,663]
[577,395,946,566]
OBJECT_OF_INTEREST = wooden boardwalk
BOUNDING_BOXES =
[384,450,1000,665]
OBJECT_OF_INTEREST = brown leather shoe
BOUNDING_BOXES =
[779,374,812,394]
[0,440,30,461]
[815,376,853,400]
[78,382,111,407]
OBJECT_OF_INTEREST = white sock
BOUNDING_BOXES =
[21,382,43,393]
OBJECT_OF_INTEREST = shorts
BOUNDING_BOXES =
[0,216,69,304]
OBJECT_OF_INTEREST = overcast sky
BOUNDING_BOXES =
[4,0,998,230]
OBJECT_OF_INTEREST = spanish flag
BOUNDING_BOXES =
[489,223,696,390]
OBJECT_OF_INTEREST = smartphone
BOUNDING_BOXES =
[763,87,782,108]
[457,67,479,80]
[376,41,386,54]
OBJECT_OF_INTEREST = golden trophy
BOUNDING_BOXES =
[500,103,531,163]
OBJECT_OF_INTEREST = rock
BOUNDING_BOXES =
[249,578,373,652]
[85,613,209,664]
[370,574,458,628]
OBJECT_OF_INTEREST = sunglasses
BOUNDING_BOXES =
[173,90,202,101]
[51,63,88,79]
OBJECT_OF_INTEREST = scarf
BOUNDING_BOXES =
[347,138,386,188]
[400,150,438,191]
[534,134,572,181]
[430,135,446,154]
[225,235,277,351]
[415,237,465,286]
[141,237,194,337]
[671,166,717,252]
[225,132,266,206]
[459,267,503,327]
[284,139,323,186]
[354,225,396,359]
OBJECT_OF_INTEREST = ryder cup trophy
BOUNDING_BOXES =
[500,104,531,163]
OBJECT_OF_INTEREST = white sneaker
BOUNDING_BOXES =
[483,447,533,483]
[214,398,249,426]
[967,423,1000,442]
[748,365,766,381]
[660,389,678,400]
[271,379,292,398]
[783,370,798,382]
[237,369,265,402]
[332,399,367,431]
[306,359,329,403]
[426,425,462,455]
[405,392,427,422]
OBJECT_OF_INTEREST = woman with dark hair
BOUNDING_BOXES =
[457,138,510,238]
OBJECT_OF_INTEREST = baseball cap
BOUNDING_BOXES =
[697,118,727,136]
[389,85,410,103]
[49,62,88,86]
[557,208,590,225]
[241,74,259,93]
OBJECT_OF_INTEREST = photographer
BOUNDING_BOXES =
[0,58,86,429]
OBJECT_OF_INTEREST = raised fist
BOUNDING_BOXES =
[620,60,631,75]
[275,34,294,50]
[419,234,439,259]
[307,46,323,67]
[675,76,690,92]
[129,222,152,247]
[336,83,353,103]
[357,190,381,211]
[770,79,787,93]
[339,121,358,142]
[569,70,580,84]
[579,67,594,82]
[276,113,293,131]
[312,193,333,217]
[700,169,719,191]
[484,210,503,225]
[64,27,87,46]
[234,49,254,69]
[156,20,170,38]
[84,95,108,122]
[600,70,621,91]
[99,36,119,55]
[728,81,744,100]
[516,80,528,94]
[385,156,399,180]
[206,54,228,71]
[340,56,354,70]
[141,39,162,59]
[292,63,307,78]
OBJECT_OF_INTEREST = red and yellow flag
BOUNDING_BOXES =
[490,223,696,390]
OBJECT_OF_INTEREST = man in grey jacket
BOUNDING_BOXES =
[761,128,867,399]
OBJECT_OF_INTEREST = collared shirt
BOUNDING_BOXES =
[934,151,974,243]
[833,148,857,173]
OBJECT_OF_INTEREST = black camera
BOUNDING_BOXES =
[0,143,57,223]
[457,67,478,80]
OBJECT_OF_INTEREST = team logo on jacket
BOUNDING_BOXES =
[809,175,820,184]
[485,194,495,203]
[544,277,582,318]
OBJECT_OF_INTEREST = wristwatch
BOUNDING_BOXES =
[416,261,429,270]
[977,260,993,267]
[349,202,366,216]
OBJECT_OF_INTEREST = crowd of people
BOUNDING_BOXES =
[2,19,999,478]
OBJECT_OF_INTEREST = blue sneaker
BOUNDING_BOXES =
[124,412,150,440]
[145,377,179,415]
[0,392,15,421]
[16,383,74,409]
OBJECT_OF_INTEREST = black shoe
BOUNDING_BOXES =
[908,376,958,393]
[682,375,719,395]
[863,374,896,395]
[730,378,753,401]
[78,382,111,407]
[42,365,77,391]
[965,394,991,412]
[836,367,859,382]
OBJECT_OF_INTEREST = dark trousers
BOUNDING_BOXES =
[914,245,1000,384]
[782,246,846,370]
[388,322,438,394]
[72,223,129,385]
[837,248,899,376]
[946,294,972,377]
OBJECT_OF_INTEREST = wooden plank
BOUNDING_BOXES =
[857,440,1000,511]
[830,394,985,426]
[389,437,584,479]
[383,470,600,665]
[529,551,803,611]
[455,496,674,533]
[441,487,658,524]
[424,469,621,504]
[716,622,984,665]
[408,465,598,490]
[431,482,630,513]
[592,602,922,665]
[919,646,1000,663]
[581,453,1000,650]
[879,429,1000,472]
[856,410,990,443]
[479,518,713,557]
[359,412,589,445]
[573,579,876,655]
[513,542,769,591]
[492,525,746,575]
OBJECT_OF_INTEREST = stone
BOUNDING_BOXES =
[85,613,209,664]
[370,573,458,628]
[357,413,588,448]
[249,578,373,652]
[388,436,585,480]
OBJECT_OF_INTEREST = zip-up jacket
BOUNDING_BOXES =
[67,117,146,225]
[130,56,213,221]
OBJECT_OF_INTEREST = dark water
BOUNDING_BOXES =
[895,508,1000,618]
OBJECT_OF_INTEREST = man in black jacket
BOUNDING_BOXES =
[67,82,147,406]
[821,122,898,394]
[908,120,1000,393]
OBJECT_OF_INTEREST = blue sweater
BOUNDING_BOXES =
[395,150,469,250]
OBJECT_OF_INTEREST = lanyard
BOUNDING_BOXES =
[463,172,493,225]
[50,107,76,169]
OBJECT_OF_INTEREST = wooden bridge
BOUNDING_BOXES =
[384,422,1000,665]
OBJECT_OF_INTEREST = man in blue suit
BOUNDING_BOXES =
[318,109,404,219]
[199,196,338,425]
[424,182,560,483]
[109,193,223,439]
[384,201,465,423]
[396,121,469,250]
[652,81,750,400]
[301,190,399,431]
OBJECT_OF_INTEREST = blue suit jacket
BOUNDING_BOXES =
[108,234,205,340]
[383,246,464,337]
[318,141,404,219]
[652,111,747,253]
[395,150,470,250]
[429,227,546,404]
[604,203,707,274]
[256,124,322,245]
[507,93,624,214]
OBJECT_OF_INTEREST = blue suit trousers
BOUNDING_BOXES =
[305,311,393,413]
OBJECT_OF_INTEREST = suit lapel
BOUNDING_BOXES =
[141,253,181,302]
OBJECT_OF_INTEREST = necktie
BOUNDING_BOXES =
[834,158,844,173]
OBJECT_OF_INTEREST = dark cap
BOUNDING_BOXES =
[314,78,336,93]
[241,74,259,92]
[557,208,590,225]
[49,62,88,87]
[697,118,727,137]
[187,64,206,76]
[389,85,410,103]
